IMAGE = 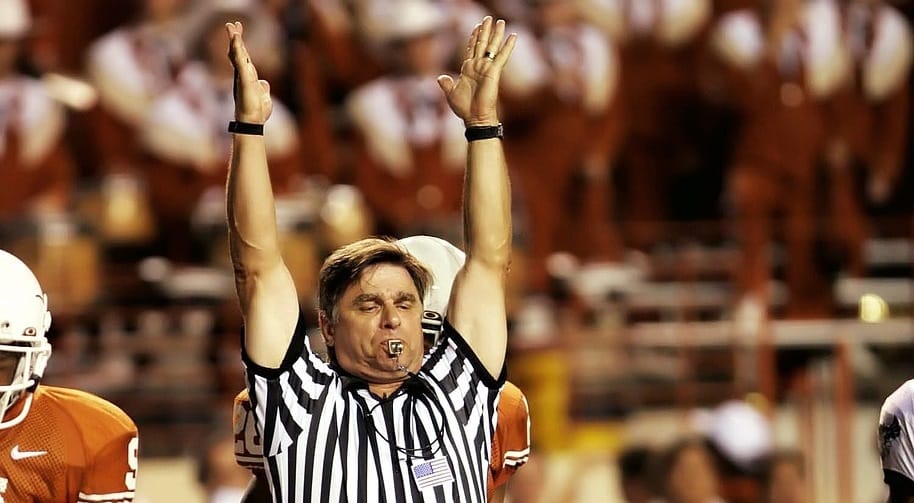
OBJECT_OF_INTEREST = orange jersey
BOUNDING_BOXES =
[232,387,263,472]
[487,382,530,498]
[0,385,138,503]
[234,382,531,496]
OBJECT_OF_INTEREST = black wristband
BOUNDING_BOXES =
[465,123,503,142]
[228,121,264,136]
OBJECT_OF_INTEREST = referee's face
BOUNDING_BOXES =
[325,263,425,383]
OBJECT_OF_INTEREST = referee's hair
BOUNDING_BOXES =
[318,237,432,323]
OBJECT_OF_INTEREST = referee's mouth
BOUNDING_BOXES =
[377,340,411,372]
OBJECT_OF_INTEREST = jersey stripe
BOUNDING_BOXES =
[77,491,136,502]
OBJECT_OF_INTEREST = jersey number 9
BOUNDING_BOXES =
[125,437,139,491]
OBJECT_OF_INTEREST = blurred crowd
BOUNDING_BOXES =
[0,0,912,492]
[614,420,806,503]
[0,0,910,332]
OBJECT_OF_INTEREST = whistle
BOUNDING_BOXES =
[387,339,404,357]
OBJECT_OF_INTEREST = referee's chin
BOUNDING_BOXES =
[374,353,421,377]
[338,359,415,384]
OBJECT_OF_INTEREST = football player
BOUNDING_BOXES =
[0,250,138,502]
[879,380,914,503]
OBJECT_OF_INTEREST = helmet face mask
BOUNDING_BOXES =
[0,340,50,424]
[0,250,52,429]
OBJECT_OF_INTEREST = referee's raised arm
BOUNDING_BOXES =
[440,17,517,380]
[225,21,299,369]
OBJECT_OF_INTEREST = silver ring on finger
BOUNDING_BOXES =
[484,51,496,60]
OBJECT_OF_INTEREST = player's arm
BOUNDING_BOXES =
[491,383,531,485]
[225,22,300,369]
[439,16,517,379]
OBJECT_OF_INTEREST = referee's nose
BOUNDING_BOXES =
[380,303,401,330]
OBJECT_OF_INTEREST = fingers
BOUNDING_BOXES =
[259,79,270,94]
[474,16,492,59]
[465,24,479,62]
[485,19,506,57]
[226,21,245,60]
[225,21,244,37]
[465,17,515,65]
[436,74,455,95]
[226,21,257,80]
[493,32,517,68]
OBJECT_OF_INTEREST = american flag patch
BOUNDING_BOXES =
[411,457,454,490]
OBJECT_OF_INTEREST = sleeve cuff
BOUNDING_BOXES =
[442,320,507,389]
[241,309,309,380]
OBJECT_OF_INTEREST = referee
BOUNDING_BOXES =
[225,14,517,503]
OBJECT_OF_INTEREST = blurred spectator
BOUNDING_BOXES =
[0,0,74,221]
[821,0,911,274]
[833,0,911,206]
[41,321,136,395]
[308,0,383,89]
[712,0,849,321]
[139,0,300,261]
[280,0,349,180]
[87,0,190,172]
[591,0,715,251]
[618,445,660,503]
[764,449,807,503]
[879,380,914,503]
[84,0,190,248]
[0,0,97,318]
[197,428,253,503]
[700,400,772,503]
[494,0,624,336]
[659,437,725,503]
[203,0,285,82]
[345,0,466,242]
[29,0,136,74]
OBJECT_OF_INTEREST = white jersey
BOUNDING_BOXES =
[880,379,914,482]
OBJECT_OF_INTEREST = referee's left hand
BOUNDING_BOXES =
[437,16,516,127]
[226,21,272,125]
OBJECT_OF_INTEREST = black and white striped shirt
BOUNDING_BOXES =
[243,312,505,503]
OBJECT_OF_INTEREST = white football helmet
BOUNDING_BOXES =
[396,236,465,347]
[0,250,52,429]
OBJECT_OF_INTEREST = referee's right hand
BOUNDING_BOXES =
[226,21,272,125]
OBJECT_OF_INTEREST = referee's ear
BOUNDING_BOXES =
[318,310,335,348]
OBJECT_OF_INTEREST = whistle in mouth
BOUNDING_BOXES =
[387,339,404,356]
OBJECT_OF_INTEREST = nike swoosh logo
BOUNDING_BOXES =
[11,445,47,460]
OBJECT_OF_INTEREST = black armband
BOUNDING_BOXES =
[465,123,503,142]
[228,121,264,136]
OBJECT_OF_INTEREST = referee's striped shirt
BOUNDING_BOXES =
[242,311,505,503]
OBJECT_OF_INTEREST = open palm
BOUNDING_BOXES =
[438,17,516,127]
